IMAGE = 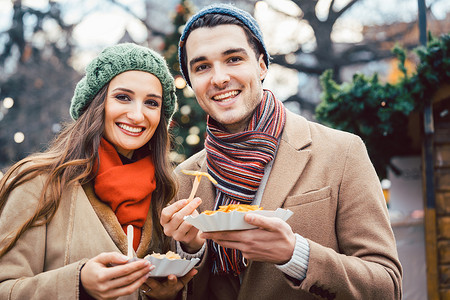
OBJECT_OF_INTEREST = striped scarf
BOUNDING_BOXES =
[205,90,286,275]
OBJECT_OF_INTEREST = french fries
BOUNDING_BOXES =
[149,251,183,260]
[181,170,218,185]
[181,170,217,202]
[202,204,263,215]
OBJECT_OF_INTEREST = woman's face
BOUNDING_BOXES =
[103,70,162,159]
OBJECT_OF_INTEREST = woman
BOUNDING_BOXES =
[0,43,195,299]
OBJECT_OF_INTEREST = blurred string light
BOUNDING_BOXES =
[180,105,191,116]
[186,134,200,145]
[0,97,15,121]
[51,123,62,133]
[186,126,200,146]
[169,151,186,164]
[183,87,195,98]
[14,132,25,144]
[175,136,184,145]
[180,104,192,124]
[3,97,14,109]
[181,115,190,124]
[189,126,200,135]
[174,75,187,90]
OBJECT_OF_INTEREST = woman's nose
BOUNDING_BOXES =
[126,103,145,123]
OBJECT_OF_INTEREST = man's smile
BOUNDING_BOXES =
[212,90,240,102]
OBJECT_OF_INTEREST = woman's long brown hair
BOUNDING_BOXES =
[0,84,177,257]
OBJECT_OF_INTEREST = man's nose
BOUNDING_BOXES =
[211,64,230,88]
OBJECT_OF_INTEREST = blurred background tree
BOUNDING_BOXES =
[0,0,449,173]
[316,34,449,179]
[258,0,449,119]
[161,0,206,164]
[0,0,78,171]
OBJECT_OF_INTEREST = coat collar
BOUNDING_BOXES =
[82,182,153,258]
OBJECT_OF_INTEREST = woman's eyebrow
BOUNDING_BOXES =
[112,88,162,99]
[112,87,134,94]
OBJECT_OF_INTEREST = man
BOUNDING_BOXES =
[161,3,402,299]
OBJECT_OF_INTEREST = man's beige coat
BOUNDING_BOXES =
[175,110,402,299]
[0,178,153,299]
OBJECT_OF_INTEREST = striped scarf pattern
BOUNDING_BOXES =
[205,90,286,275]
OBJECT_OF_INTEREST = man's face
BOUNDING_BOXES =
[185,24,268,133]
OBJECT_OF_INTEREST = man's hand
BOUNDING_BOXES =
[140,269,198,300]
[160,197,205,253]
[200,214,295,264]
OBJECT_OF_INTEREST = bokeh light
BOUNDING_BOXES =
[180,105,192,116]
[186,134,200,146]
[14,132,25,143]
[189,126,200,135]
[174,75,187,89]
[3,97,14,109]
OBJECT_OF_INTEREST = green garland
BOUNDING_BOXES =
[316,34,450,179]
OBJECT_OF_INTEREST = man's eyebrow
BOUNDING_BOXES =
[189,48,249,70]
[189,56,207,70]
[223,48,248,57]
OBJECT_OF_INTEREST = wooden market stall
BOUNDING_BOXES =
[423,84,450,299]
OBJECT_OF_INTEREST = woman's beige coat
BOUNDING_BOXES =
[0,178,153,299]
[175,110,402,300]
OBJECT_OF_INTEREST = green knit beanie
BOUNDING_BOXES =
[70,43,177,123]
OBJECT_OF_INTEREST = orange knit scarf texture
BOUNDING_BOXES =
[94,138,156,250]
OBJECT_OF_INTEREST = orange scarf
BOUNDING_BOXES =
[93,138,156,250]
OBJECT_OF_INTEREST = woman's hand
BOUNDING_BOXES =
[160,198,204,253]
[140,269,198,300]
[81,252,153,300]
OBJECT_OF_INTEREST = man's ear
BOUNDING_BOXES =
[258,54,268,81]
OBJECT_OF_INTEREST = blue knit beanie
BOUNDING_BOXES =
[178,3,270,86]
[70,43,177,123]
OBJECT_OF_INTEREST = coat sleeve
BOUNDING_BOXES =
[0,174,87,300]
[298,136,403,299]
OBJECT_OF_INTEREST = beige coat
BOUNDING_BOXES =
[175,110,402,300]
[0,176,154,299]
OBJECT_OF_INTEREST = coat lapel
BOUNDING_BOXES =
[260,111,312,210]
[82,182,153,258]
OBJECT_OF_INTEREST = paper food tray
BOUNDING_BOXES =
[184,208,293,232]
[144,256,200,277]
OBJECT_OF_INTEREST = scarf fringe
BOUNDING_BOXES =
[208,239,248,276]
